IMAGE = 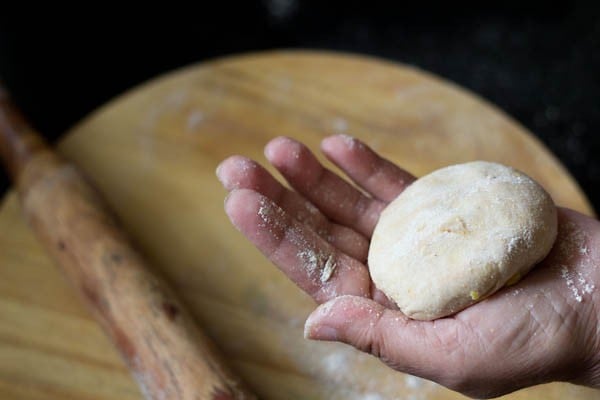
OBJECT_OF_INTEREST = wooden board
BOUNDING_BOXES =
[0,51,597,400]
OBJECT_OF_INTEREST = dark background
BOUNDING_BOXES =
[1,2,599,208]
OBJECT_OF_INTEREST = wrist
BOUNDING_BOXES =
[580,295,600,388]
[585,361,600,388]
[569,333,600,388]
[560,208,600,389]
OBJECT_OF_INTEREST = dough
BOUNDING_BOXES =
[368,161,557,320]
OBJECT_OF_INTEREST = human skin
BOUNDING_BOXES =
[216,134,600,398]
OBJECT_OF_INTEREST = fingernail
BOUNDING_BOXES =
[215,163,224,182]
[339,133,356,147]
[305,323,338,341]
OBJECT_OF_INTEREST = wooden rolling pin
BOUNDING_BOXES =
[0,82,256,400]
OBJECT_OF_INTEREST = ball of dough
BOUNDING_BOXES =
[368,161,557,320]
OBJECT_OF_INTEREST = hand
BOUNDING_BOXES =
[216,135,600,398]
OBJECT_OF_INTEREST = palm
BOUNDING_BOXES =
[218,135,600,398]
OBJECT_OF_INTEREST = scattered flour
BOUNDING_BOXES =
[555,221,596,302]
[131,355,168,400]
[395,84,434,102]
[257,197,286,239]
[322,351,350,375]
[320,255,337,283]
[511,287,524,296]
[560,265,596,303]
[404,375,426,389]
[360,393,385,400]
[561,265,583,302]
[332,117,349,133]
[186,110,205,132]
[339,133,367,151]
[303,200,320,216]
[257,197,337,282]
[339,133,355,146]
[311,341,436,399]
[507,236,521,254]
[227,158,259,188]
[297,248,319,275]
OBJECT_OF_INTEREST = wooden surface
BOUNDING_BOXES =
[0,51,597,399]
[0,82,255,399]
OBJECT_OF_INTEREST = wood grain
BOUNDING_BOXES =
[0,85,255,399]
[0,51,596,399]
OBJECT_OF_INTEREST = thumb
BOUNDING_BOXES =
[304,295,457,376]
[304,295,387,348]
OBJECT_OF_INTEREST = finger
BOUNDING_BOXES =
[265,136,385,237]
[321,134,416,202]
[225,189,371,303]
[217,155,369,261]
[304,295,467,379]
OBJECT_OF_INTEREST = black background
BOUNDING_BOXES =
[1,2,599,208]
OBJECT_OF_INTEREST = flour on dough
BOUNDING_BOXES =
[368,161,557,320]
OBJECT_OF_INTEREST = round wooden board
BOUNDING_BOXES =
[0,51,597,400]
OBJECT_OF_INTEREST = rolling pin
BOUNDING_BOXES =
[0,82,256,400]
